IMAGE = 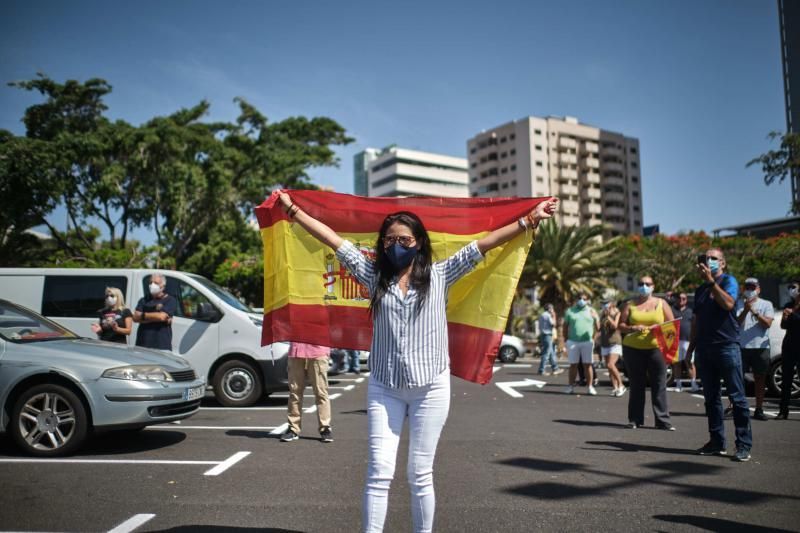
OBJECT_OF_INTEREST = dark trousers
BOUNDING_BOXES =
[780,344,799,412]
[623,346,670,426]
[696,343,752,451]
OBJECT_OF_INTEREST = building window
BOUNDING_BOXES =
[631,162,638,168]
[501,167,508,174]
[501,152,507,158]
[535,161,543,167]
[510,133,516,140]
[510,164,517,171]
[511,180,517,186]
[470,176,478,183]
[633,206,640,212]
[502,183,509,189]
[535,145,542,151]
[510,148,516,156]
[631,176,639,183]
[470,162,477,168]
[630,147,638,154]
[470,147,476,154]
[534,129,542,135]
[536,176,544,183]
[500,136,507,143]
[632,191,639,197]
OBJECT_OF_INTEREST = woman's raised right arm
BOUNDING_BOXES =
[279,191,343,251]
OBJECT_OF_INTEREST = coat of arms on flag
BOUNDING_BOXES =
[254,189,547,384]
[652,319,682,364]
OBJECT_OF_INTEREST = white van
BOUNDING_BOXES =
[0,268,289,406]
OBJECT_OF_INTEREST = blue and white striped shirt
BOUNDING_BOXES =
[336,240,484,389]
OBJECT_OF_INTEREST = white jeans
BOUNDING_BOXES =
[363,369,450,533]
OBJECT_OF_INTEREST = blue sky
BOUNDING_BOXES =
[0,0,791,238]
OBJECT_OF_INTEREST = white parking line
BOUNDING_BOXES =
[199,406,287,411]
[203,451,250,476]
[146,426,278,430]
[0,458,218,466]
[270,423,289,435]
[107,513,156,533]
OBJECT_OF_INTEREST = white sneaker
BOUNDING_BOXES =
[588,385,597,396]
[552,368,565,376]
[615,386,627,397]
[610,389,618,397]
[564,385,575,395]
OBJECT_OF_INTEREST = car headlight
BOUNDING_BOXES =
[102,365,174,382]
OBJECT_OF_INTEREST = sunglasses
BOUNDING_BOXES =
[638,282,653,287]
[789,285,799,290]
[744,284,758,290]
[383,235,415,247]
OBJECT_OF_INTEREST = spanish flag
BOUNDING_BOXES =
[254,190,546,384]
[652,319,682,364]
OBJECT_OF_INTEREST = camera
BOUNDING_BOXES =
[696,254,707,265]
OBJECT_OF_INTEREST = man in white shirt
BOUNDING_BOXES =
[734,277,774,421]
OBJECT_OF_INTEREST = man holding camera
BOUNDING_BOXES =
[688,248,752,462]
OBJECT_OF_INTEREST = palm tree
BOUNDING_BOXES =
[521,220,618,323]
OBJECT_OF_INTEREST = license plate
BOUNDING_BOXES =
[184,385,205,401]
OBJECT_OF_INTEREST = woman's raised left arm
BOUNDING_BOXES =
[476,197,559,255]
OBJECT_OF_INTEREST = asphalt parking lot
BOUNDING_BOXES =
[1,363,799,532]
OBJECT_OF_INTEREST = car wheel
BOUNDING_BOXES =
[498,345,519,363]
[10,384,89,457]
[769,358,800,399]
[213,359,263,407]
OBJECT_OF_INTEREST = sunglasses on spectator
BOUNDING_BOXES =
[706,255,720,261]
[744,284,758,289]
[789,285,799,290]
[638,282,653,287]
[383,235,416,247]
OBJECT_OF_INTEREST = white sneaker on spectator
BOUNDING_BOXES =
[615,386,627,397]
[588,385,597,396]
[564,385,575,395]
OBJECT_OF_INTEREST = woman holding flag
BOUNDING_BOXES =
[619,275,676,430]
[277,191,558,533]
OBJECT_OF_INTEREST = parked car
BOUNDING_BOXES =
[0,268,289,406]
[497,334,525,363]
[0,299,205,456]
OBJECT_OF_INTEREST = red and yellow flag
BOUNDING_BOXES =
[652,319,682,364]
[254,190,546,384]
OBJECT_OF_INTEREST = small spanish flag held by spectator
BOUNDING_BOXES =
[652,319,682,364]
[254,189,546,385]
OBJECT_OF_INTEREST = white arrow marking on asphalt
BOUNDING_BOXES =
[107,513,156,533]
[495,379,547,398]
[204,451,251,476]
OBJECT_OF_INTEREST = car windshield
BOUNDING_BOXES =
[0,301,78,343]
[188,274,254,313]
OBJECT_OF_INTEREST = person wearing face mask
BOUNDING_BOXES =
[730,278,774,421]
[133,273,177,351]
[619,275,675,430]
[671,292,698,392]
[563,292,600,395]
[277,191,559,533]
[777,279,800,420]
[599,299,625,396]
[91,287,132,344]
[687,248,751,462]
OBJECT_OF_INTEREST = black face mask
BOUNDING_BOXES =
[386,243,418,270]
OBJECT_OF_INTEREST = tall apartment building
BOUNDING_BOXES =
[353,146,469,198]
[467,116,643,236]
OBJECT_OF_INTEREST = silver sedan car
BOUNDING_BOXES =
[0,299,205,456]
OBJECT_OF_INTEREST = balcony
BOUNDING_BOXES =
[558,137,577,150]
[583,203,602,215]
[580,187,601,201]
[581,157,599,169]
[584,172,601,184]
[560,168,578,180]
[602,161,625,174]
[558,152,577,165]
[603,174,626,187]
[560,199,580,213]
[583,141,599,152]
[560,184,579,196]
[603,191,626,204]
[604,206,627,218]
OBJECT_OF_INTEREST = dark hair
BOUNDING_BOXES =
[369,211,432,314]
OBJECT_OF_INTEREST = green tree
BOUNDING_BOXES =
[1,74,353,283]
[747,131,800,215]
[521,221,618,318]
